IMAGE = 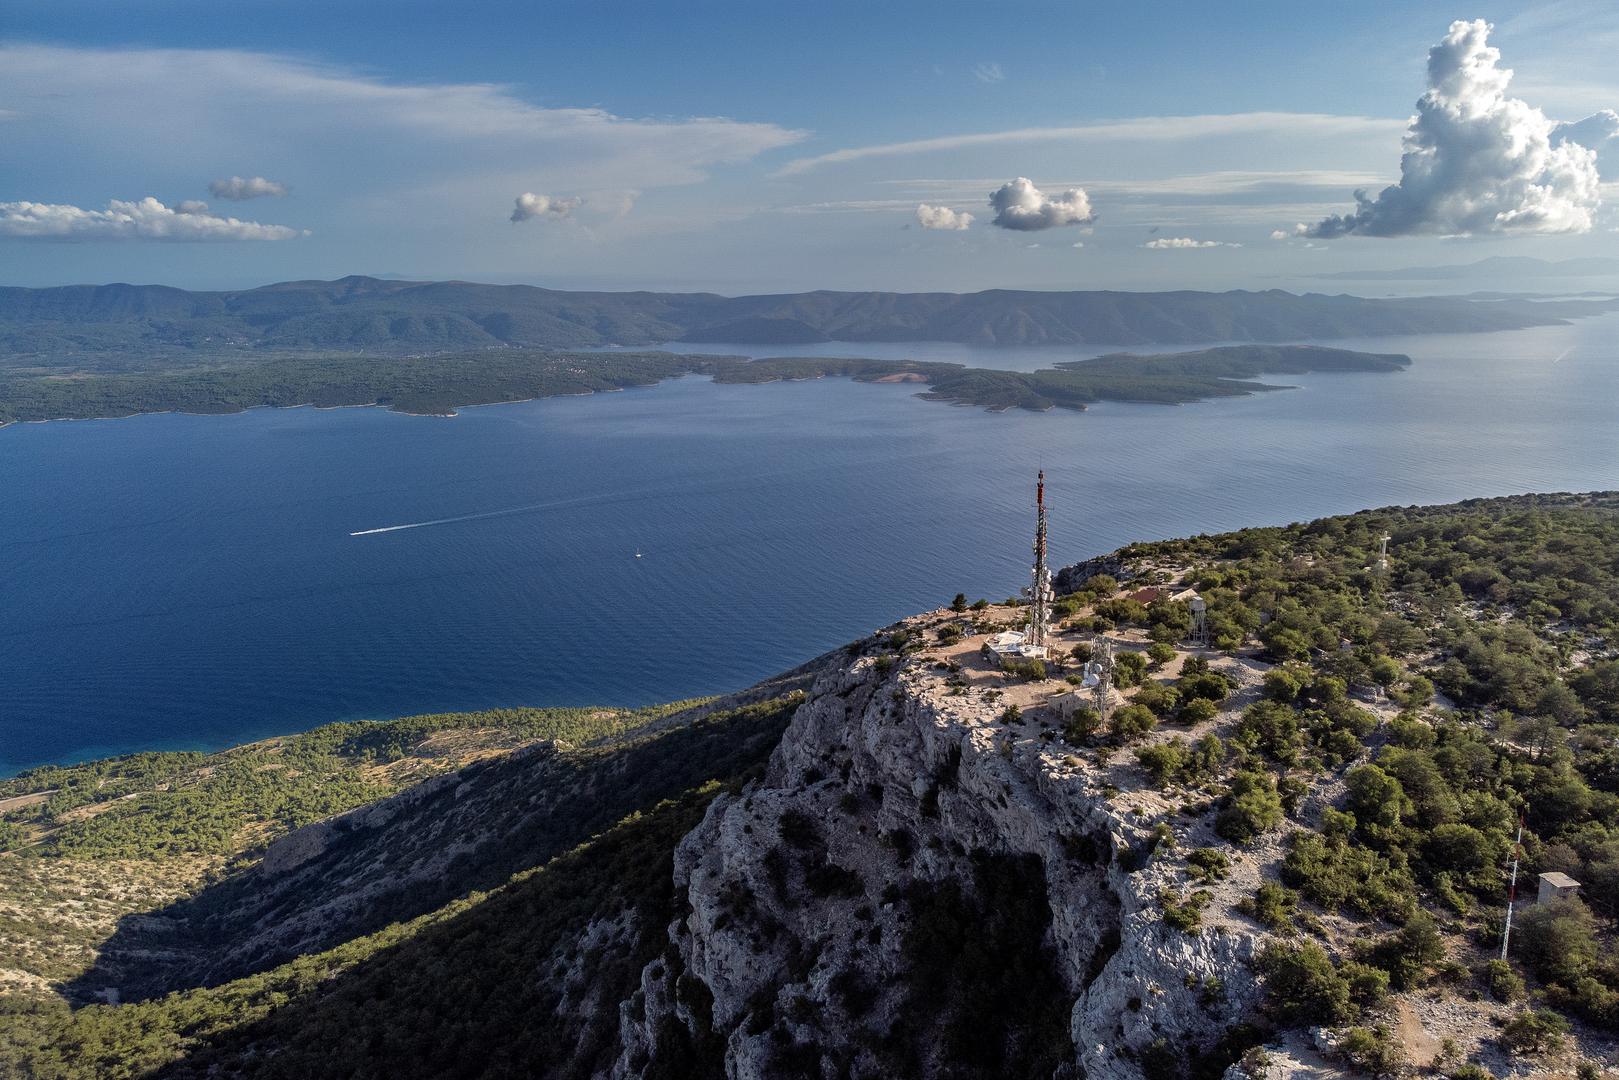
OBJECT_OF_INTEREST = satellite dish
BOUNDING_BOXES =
[1080,660,1101,688]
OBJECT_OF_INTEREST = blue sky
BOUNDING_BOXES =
[2,0,1616,292]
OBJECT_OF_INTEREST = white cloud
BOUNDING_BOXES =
[1551,108,1619,151]
[209,175,289,200]
[1143,236,1241,249]
[915,203,973,230]
[511,192,583,222]
[774,113,1402,177]
[1308,20,1611,238]
[988,177,1094,231]
[0,44,805,231]
[973,62,1005,84]
[0,196,303,241]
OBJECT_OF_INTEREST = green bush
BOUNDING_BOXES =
[1159,889,1212,934]
[1063,706,1101,744]
[1499,1009,1570,1055]
[1215,771,1284,844]
[1243,882,1298,930]
[1178,697,1219,726]
[1481,959,1524,1002]
[1514,898,1597,986]
[1280,832,1416,923]
[1112,651,1149,688]
[1109,704,1157,745]
[1133,683,1181,718]
[1185,847,1231,883]
[1255,941,1355,1025]
[1338,1024,1403,1076]
[1136,741,1190,787]
[1235,701,1302,764]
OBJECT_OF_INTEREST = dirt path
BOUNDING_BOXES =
[0,790,56,813]
[1394,999,1442,1068]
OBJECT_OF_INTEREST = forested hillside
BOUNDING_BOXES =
[2,276,1611,365]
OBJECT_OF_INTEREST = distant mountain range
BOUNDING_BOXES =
[2,276,1614,365]
[1309,255,1619,282]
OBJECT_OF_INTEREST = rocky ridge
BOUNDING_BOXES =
[614,610,1273,1079]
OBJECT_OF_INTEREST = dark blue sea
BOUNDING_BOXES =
[4,314,1617,774]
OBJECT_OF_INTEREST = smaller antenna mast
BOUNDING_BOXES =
[1500,811,1526,962]
[1092,636,1113,727]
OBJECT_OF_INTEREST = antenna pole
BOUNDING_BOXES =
[1500,811,1526,962]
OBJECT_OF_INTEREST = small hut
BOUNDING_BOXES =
[1537,872,1581,904]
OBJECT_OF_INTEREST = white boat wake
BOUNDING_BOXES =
[350,494,606,536]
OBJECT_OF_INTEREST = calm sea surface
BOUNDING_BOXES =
[4,314,1617,774]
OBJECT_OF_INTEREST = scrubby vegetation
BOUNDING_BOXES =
[1108,493,1619,1056]
[0,701,702,859]
[0,694,807,1078]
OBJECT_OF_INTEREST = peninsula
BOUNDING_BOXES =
[0,344,1409,425]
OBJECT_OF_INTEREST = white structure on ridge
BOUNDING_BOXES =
[1171,587,1209,647]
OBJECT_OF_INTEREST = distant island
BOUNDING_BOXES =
[0,344,1410,425]
[2,276,1612,362]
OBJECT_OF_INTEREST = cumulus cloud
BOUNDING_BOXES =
[1308,20,1612,238]
[915,203,973,230]
[987,177,1095,231]
[1553,109,1619,155]
[510,192,583,222]
[0,196,303,241]
[209,175,289,200]
[1143,236,1241,249]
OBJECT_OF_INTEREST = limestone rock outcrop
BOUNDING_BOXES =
[617,637,1266,1079]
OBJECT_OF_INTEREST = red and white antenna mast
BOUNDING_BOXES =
[1027,470,1053,648]
[1500,811,1526,961]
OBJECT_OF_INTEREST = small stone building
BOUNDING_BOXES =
[1051,690,1085,722]
[1537,871,1581,904]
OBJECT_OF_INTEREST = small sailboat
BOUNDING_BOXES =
[634,549,643,559]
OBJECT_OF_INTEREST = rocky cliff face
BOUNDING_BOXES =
[615,627,1266,1079]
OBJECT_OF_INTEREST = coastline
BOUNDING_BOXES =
[0,343,1411,430]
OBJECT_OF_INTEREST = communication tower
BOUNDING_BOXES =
[1088,636,1114,726]
[1026,470,1053,649]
